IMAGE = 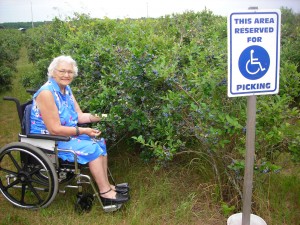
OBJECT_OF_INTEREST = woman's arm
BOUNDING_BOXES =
[72,95,101,124]
[36,90,100,137]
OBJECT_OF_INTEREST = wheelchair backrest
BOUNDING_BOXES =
[22,103,33,135]
[3,96,32,135]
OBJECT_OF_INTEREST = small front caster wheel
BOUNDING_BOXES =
[75,193,94,214]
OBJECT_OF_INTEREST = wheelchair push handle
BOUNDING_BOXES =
[3,96,20,102]
[3,88,35,102]
[3,97,22,115]
[3,89,36,101]
[26,89,37,95]
[3,96,32,128]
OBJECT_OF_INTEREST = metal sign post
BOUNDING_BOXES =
[242,95,256,225]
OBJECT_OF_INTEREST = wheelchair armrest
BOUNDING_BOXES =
[78,123,90,128]
[27,133,70,142]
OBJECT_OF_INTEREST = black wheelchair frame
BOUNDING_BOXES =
[0,93,128,213]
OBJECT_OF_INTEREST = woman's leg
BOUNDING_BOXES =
[89,156,116,199]
[102,156,109,183]
[101,155,116,189]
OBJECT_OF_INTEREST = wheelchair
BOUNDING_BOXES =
[0,92,129,213]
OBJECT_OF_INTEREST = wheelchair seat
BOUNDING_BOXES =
[0,95,128,213]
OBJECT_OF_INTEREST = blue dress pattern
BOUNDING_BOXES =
[30,78,107,164]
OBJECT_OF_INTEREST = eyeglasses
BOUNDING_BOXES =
[55,69,74,76]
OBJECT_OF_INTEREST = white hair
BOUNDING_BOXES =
[47,55,78,79]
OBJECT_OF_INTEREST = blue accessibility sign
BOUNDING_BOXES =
[227,10,281,97]
[238,45,270,80]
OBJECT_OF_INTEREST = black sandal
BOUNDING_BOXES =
[100,188,129,206]
[115,186,129,195]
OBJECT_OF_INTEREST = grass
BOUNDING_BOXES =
[1,47,300,225]
[0,151,225,225]
[254,158,300,225]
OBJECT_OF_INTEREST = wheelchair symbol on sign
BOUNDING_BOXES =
[246,50,266,75]
[238,45,270,80]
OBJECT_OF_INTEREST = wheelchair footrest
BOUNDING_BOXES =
[103,204,122,212]
[116,182,128,187]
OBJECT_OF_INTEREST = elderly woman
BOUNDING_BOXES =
[30,55,128,206]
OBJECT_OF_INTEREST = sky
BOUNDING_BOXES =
[0,0,299,23]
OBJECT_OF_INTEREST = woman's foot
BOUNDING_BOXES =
[100,188,129,206]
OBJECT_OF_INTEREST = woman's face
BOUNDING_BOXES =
[52,61,74,90]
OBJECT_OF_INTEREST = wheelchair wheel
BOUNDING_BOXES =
[0,142,58,209]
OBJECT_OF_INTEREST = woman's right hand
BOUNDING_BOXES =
[81,127,101,137]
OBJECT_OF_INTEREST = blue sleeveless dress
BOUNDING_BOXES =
[30,78,107,164]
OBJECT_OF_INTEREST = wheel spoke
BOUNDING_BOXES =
[0,167,18,176]
[4,178,21,190]
[27,182,43,203]
[30,177,49,187]
[20,184,26,204]
[7,152,22,171]
[28,166,41,175]
[28,165,50,186]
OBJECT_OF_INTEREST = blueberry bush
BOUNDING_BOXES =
[0,29,23,92]
[22,9,300,208]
